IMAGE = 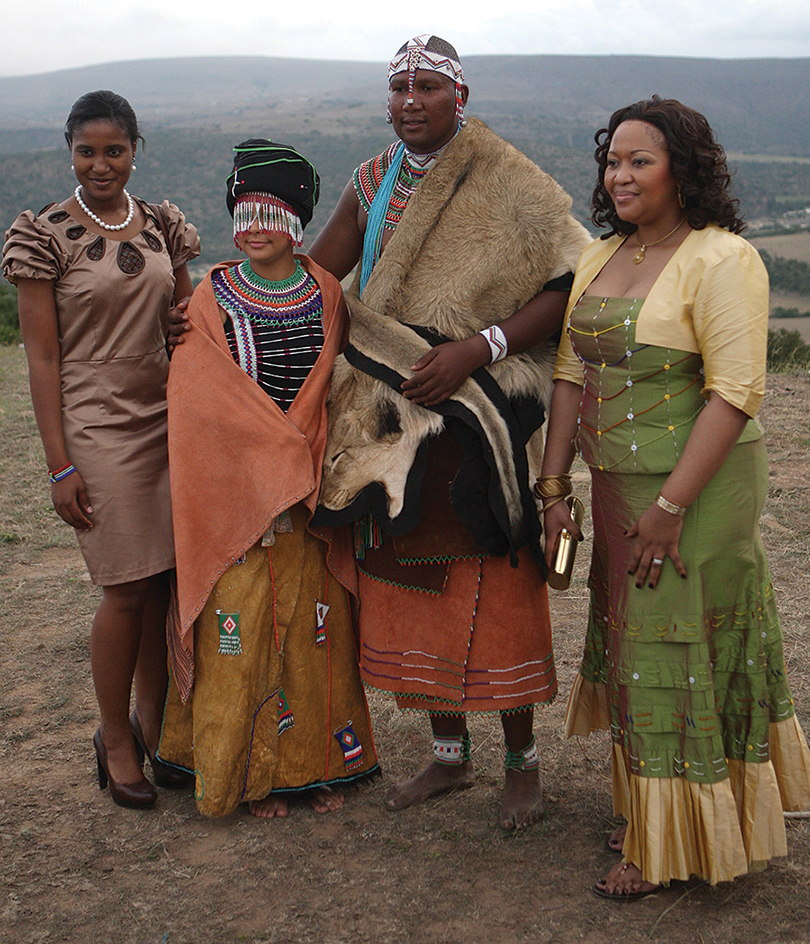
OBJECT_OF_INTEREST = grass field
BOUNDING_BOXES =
[748,231,810,339]
[729,154,810,165]
[750,230,810,264]
[1,347,809,944]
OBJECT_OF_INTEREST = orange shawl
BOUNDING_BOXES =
[166,255,355,701]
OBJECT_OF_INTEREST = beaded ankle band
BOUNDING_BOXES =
[433,730,471,766]
[505,735,539,772]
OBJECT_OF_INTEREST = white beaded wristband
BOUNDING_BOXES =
[479,324,508,364]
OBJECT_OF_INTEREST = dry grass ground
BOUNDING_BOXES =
[748,232,810,340]
[768,312,810,343]
[750,232,810,266]
[1,346,809,944]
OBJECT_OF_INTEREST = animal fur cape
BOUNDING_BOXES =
[166,256,355,702]
[316,118,591,565]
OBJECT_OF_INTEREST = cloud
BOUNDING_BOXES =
[4,0,809,76]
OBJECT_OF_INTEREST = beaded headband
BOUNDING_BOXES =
[388,34,464,85]
[233,192,304,248]
[387,35,466,124]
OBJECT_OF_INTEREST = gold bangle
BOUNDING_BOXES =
[534,474,572,502]
[541,494,568,512]
[656,493,687,517]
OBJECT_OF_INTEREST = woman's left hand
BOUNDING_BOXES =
[626,502,687,589]
[400,336,490,406]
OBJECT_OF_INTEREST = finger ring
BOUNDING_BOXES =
[652,557,664,565]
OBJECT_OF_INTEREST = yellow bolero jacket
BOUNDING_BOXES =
[554,223,770,418]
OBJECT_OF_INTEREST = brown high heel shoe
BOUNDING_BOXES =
[130,710,193,789]
[93,728,157,809]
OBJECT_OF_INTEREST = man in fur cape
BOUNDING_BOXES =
[308,35,591,830]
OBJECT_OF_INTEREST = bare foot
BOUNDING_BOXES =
[606,823,626,853]
[248,795,289,819]
[499,767,544,830]
[593,861,659,900]
[385,761,476,811]
[307,786,344,814]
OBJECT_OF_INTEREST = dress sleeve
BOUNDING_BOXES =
[2,210,67,285]
[156,201,201,269]
[692,241,769,418]
[552,311,586,386]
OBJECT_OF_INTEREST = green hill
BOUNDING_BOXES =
[2,53,810,155]
[2,53,809,271]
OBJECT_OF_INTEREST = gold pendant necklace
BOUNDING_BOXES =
[632,217,685,264]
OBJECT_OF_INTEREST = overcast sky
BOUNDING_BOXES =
[4,0,809,77]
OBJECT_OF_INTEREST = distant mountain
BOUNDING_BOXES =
[2,55,808,269]
[1,54,810,156]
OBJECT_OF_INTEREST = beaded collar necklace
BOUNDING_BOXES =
[403,135,453,171]
[384,132,459,230]
[213,260,322,326]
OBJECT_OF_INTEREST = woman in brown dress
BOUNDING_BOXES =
[2,90,200,808]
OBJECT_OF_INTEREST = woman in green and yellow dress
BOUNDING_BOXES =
[541,97,810,898]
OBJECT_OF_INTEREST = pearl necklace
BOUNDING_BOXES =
[74,185,135,232]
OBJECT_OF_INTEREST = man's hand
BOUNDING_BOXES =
[400,336,490,407]
[166,297,191,355]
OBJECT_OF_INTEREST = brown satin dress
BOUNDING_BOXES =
[2,200,200,584]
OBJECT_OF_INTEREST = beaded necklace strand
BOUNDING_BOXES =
[213,260,322,326]
[214,261,325,409]
[354,132,457,233]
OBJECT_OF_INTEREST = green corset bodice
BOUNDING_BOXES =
[568,295,759,473]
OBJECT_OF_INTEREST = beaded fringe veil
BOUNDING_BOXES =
[233,192,304,247]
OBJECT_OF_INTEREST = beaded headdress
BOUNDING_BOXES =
[226,138,320,245]
[232,192,304,248]
[387,35,466,124]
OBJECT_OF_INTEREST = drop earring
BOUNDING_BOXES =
[455,85,467,128]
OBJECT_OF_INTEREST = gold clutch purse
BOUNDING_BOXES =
[547,496,585,591]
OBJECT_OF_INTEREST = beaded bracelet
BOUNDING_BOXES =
[656,493,687,517]
[479,324,508,364]
[48,463,76,484]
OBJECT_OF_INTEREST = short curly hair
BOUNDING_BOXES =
[591,96,744,236]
